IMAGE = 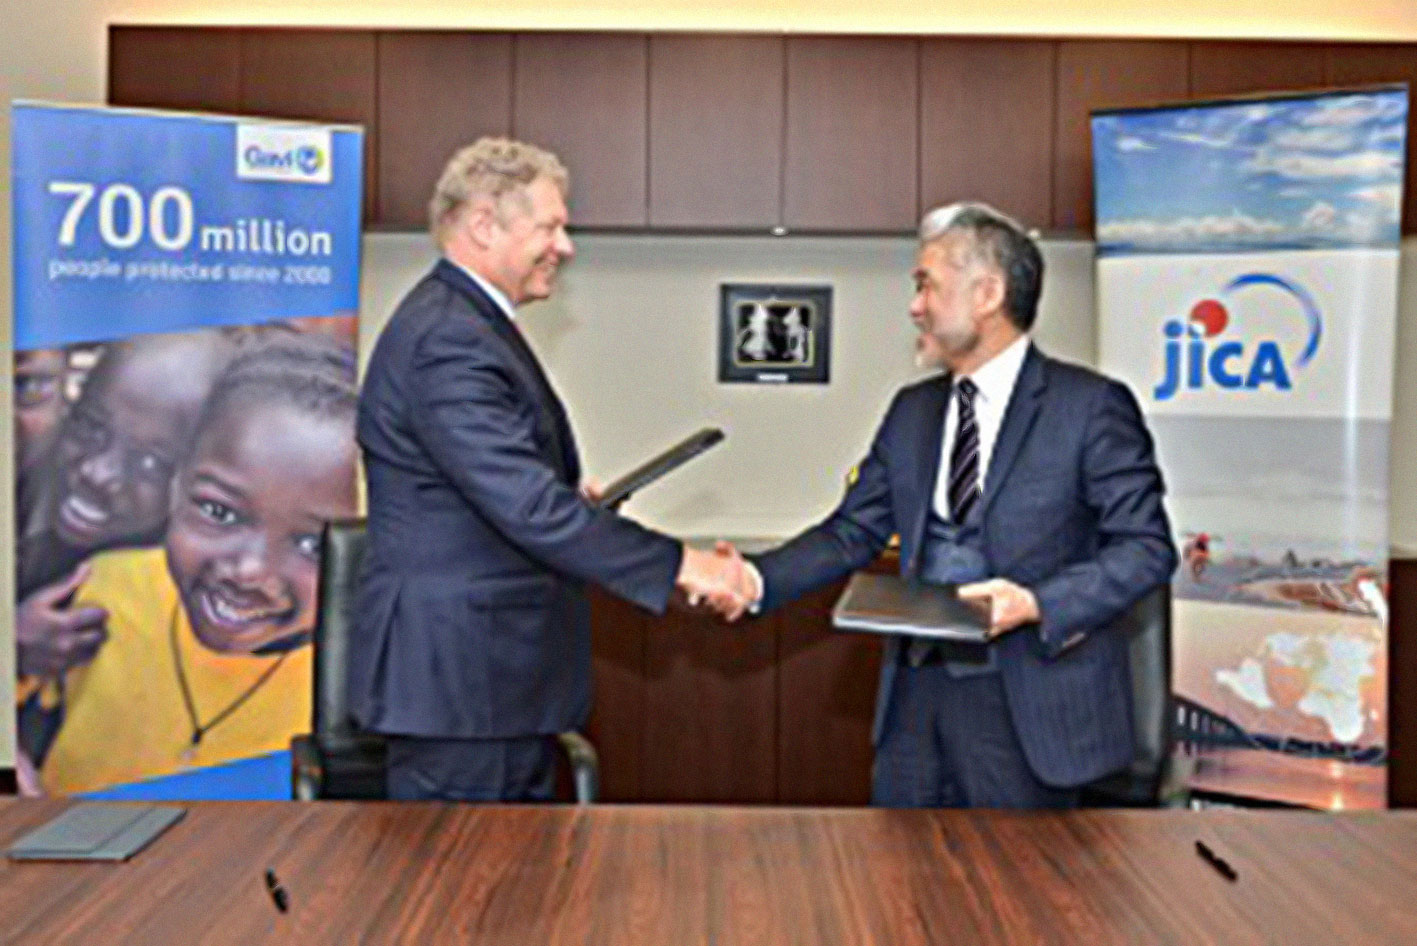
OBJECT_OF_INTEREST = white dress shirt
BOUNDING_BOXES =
[931,334,1030,522]
[450,259,517,322]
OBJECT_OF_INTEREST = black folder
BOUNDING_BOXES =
[832,572,991,642]
[598,427,725,510]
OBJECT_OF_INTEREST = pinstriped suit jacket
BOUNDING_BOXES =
[753,344,1177,788]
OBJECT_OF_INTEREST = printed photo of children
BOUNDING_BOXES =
[14,319,358,796]
[13,347,71,522]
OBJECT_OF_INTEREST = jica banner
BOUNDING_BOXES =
[11,103,363,799]
[1093,88,1407,808]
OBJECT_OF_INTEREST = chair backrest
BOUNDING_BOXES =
[301,516,599,803]
[312,517,370,747]
[1086,583,1173,805]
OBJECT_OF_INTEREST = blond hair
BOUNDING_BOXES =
[428,137,569,242]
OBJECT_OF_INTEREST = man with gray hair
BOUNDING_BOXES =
[724,201,1176,807]
[352,138,752,801]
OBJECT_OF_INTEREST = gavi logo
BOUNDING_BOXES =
[236,124,333,185]
[1153,273,1322,402]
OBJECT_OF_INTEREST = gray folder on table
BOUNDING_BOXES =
[832,572,991,642]
[6,803,185,862]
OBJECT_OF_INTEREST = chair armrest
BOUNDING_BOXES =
[556,731,600,804]
[290,734,322,801]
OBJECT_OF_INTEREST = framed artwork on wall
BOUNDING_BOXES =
[718,283,832,384]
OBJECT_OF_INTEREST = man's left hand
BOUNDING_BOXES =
[958,578,1039,639]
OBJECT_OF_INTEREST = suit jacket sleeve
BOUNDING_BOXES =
[406,315,682,615]
[752,393,902,611]
[1030,380,1177,658]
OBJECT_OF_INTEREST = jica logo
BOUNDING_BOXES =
[1153,273,1322,402]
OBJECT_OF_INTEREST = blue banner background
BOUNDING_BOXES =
[12,104,362,349]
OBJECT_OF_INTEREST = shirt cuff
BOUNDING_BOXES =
[745,561,765,614]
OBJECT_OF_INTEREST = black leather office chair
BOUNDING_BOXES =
[1081,583,1175,807]
[290,518,600,803]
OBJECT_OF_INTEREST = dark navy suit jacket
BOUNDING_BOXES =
[753,345,1177,788]
[350,261,682,739]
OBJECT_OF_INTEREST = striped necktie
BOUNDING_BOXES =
[947,377,981,523]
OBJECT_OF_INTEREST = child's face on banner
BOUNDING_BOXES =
[14,348,67,474]
[165,397,357,653]
[49,341,220,550]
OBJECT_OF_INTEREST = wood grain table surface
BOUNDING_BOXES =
[2,800,1415,945]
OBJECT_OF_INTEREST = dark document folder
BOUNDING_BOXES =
[598,427,725,510]
[832,573,990,642]
[7,803,185,862]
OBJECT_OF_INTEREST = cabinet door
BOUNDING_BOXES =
[921,38,1056,231]
[641,610,779,803]
[1053,41,1189,232]
[648,34,784,230]
[239,29,379,222]
[1328,44,1417,232]
[776,581,879,806]
[586,589,651,802]
[784,37,919,232]
[513,33,648,228]
[377,31,512,230]
[109,26,241,114]
[1189,42,1327,98]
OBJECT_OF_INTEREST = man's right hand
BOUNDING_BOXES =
[675,545,757,622]
[16,564,109,679]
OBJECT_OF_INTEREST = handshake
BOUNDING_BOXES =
[675,541,762,622]
[580,479,760,621]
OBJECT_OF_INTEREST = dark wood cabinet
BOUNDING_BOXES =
[586,569,888,807]
[640,609,779,803]
[377,31,513,230]
[513,33,648,228]
[1188,41,1327,98]
[1327,44,1417,232]
[920,39,1056,230]
[108,26,241,115]
[775,581,879,805]
[784,37,919,232]
[586,591,653,801]
[1053,40,1189,232]
[238,29,379,222]
[106,28,1417,237]
[648,34,785,230]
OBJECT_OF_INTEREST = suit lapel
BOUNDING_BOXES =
[980,344,1047,517]
[904,374,950,576]
[432,261,581,482]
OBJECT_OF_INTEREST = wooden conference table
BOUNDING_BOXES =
[2,800,1415,944]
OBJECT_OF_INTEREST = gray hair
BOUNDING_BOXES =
[919,202,1044,332]
[429,137,569,242]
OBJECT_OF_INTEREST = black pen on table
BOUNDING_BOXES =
[1195,840,1238,881]
[264,868,290,912]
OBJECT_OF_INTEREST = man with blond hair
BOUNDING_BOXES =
[352,138,750,801]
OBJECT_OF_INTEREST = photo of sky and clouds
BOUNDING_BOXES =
[1093,89,1408,254]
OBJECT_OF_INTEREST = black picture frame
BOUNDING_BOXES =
[718,283,832,384]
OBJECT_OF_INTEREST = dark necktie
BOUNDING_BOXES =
[947,377,981,523]
[904,377,984,670]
